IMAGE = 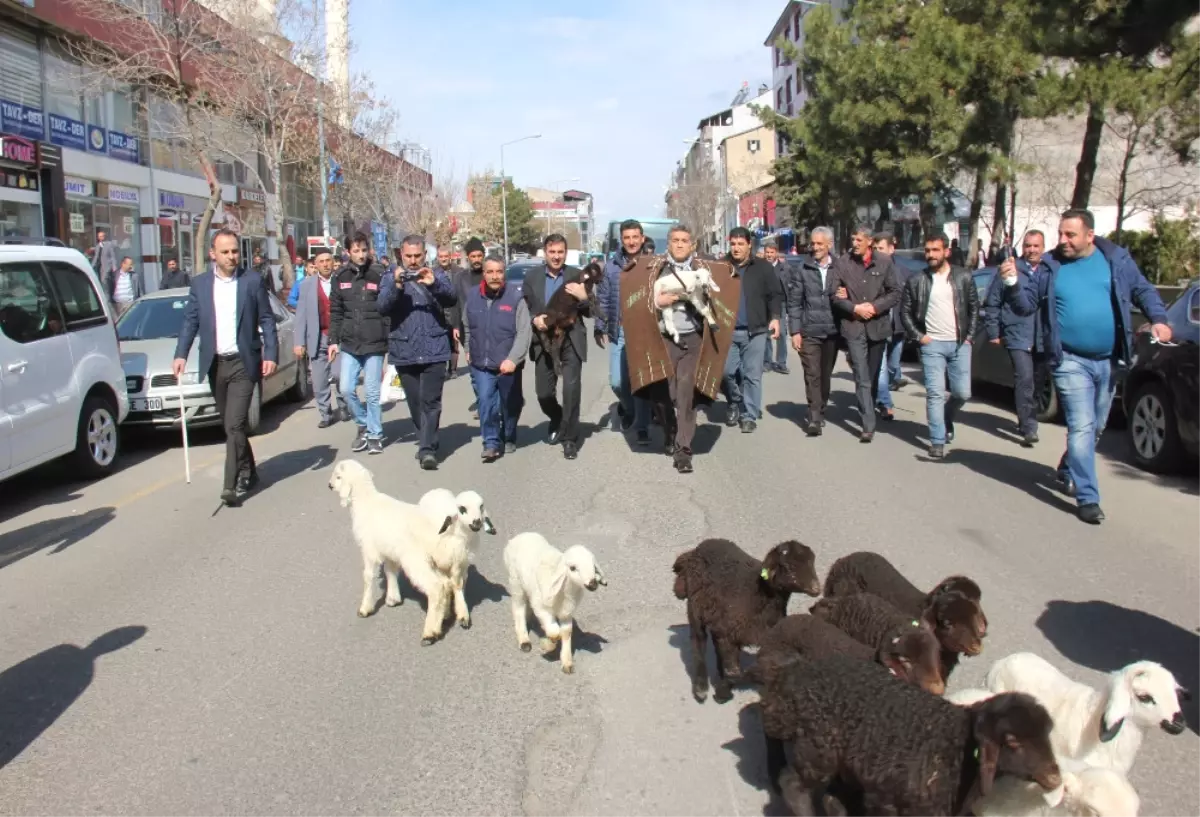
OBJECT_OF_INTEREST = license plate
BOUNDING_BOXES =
[131,397,163,411]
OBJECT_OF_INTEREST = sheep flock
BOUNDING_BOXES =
[328,458,1188,817]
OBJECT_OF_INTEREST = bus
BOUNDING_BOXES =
[604,218,679,257]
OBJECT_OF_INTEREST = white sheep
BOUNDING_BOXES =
[418,488,496,630]
[986,653,1189,775]
[653,264,721,344]
[503,532,606,674]
[328,459,454,645]
[945,687,996,707]
[973,766,1140,817]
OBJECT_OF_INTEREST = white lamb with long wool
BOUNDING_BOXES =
[327,459,454,645]
[986,652,1189,775]
[418,488,496,630]
[503,532,606,674]
[653,264,721,344]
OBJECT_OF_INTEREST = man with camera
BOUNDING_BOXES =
[377,234,458,470]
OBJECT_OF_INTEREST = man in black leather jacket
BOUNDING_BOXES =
[900,233,980,459]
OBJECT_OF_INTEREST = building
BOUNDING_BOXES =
[527,187,594,251]
[0,0,426,292]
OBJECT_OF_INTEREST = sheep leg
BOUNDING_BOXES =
[663,307,681,345]
[450,562,469,629]
[687,605,711,703]
[357,555,381,618]
[383,562,404,607]
[558,618,574,674]
[695,297,720,331]
[712,636,740,704]
[535,610,561,654]
[510,589,533,652]
[419,578,449,646]
[777,767,819,817]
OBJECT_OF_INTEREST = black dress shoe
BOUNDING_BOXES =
[724,405,740,427]
[420,454,438,471]
[673,453,694,473]
[546,426,561,445]
[1077,503,1105,525]
[318,416,335,429]
[562,442,578,460]
[220,489,242,507]
[237,472,260,493]
[339,406,352,423]
[1021,433,1039,448]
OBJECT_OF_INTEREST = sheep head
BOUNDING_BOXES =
[922,590,987,658]
[455,490,496,535]
[927,574,982,605]
[877,621,945,696]
[328,459,372,508]
[969,692,1061,803]
[1101,661,1189,741]
[694,266,720,293]
[759,541,820,597]
[554,545,606,595]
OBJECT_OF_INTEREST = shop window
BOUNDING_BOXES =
[0,25,42,110]
[44,49,84,121]
[45,261,108,330]
[0,264,66,344]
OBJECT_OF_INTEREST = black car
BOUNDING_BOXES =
[1122,280,1199,473]
[505,260,541,285]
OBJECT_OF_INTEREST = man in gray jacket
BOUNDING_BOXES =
[292,246,345,427]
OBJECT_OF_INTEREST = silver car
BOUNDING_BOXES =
[118,287,310,434]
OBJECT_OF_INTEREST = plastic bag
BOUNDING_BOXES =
[381,364,406,407]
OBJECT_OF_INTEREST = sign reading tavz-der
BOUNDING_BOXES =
[1,97,140,165]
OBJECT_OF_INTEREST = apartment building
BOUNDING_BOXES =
[527,187,594,251]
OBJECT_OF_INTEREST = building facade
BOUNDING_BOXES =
[527,187,594,251]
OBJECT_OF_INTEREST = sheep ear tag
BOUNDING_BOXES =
[760,567,771,581]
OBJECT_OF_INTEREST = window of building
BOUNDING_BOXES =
[0,24,42,110]
[44,48,84,121]
[793,11,801,39]
[786,77,793,103]
[45,261,108,330]
[774,46,780,67]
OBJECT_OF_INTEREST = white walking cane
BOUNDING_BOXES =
[178,377,191,483]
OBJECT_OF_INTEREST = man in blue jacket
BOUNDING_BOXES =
[984,229,1044,447]
[594,219,652,445]
[463,254,531,462]
[1002,208,1171,525]
[377,234,457,470]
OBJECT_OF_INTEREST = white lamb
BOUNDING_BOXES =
[418,488,496,630]
[945,687,997,707]
[503,532,607,674]
[973,766,1140,817]
[653,264,721,344]
[986,652,1189,775]
[328,459,453,645]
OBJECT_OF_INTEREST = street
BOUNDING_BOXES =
[0,354,1196,816]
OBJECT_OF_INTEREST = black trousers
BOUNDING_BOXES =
[398,362,447,458]
[210,354,256,492]
[532,340,582,443]
[1009,349,1040,436]
[845,334,886,434]
[798,335,839,423]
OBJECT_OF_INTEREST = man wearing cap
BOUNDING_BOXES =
[293,246,345,427]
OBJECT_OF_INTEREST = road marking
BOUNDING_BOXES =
[111,453,225,510]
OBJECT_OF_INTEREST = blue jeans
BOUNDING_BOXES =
[470,365,524,451]
[609,332,650,432]
[764,313,789,368]
[722,329,768,420]
[340,352,384,439]
[1052,352,1115,506]
[876,333,906,410]
[920,340,972,445]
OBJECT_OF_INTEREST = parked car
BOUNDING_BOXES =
[118,287,309,435]
[505,260,541,285]
[0,244,129,482]
[1122,280,1199,473]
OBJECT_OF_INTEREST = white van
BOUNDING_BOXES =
[0,242,130,482]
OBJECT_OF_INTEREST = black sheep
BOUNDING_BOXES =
[748,613,945,696]
[811,591,985,682]
[672,538,820,705]
[757,654,1062,816]
[537,261,603,376]
[824,550,984,622]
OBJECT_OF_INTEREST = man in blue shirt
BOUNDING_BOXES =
[1002,209,1171,525]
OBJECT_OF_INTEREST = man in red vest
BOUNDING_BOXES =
[293,246,346,427]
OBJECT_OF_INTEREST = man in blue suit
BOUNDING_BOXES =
[173,229,279,507]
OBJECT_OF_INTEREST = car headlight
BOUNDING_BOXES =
[179,371,202,385]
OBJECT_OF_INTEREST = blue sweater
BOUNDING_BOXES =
[1055,250,1115,359]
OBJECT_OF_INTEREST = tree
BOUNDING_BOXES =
[500,183,540,254]
[461,174,538,252]
[1114,211,1200,285]
[390,163,462,246]
[666,151,722,250]
[64,0,227,268]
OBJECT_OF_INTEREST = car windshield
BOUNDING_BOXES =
[118,297,189,341]
[506,263,538,283]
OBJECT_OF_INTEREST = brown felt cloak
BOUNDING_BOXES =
[619,255,740,402]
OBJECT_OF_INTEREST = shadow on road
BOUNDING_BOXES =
[464,564,508,608]
[1037,599,1199,734]
[257,444,338,484]
[0,507,116,571]
[722,701,793,816]
[0,625,147,771]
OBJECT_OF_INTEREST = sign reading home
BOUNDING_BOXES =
[0,136,37,166]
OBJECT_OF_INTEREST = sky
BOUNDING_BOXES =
[349,0,783,226]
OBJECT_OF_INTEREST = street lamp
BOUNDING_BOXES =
[500,133,541,261]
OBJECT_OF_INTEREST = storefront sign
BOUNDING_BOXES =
[0,98,44,141]
[65,176,94,197]
[0,136,37,166]
[87,124,107,154]
[108,184,140,204]
[123,216,134,234]
[47,113,87,151]
[107,130,140,164]
[0,169,39,191]
[371,222,387,261]
[70,212,85,233]
[238,187,266,206]
[159,191,186,210]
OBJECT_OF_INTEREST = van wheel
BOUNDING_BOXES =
[288,357,311,402]
[71,395,120,478]
[246,384,263,436]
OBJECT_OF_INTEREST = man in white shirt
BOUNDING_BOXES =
[108,256,142,317]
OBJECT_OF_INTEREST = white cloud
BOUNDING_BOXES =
[351,0,780,225]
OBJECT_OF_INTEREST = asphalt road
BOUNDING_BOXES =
[1,352,1196,816]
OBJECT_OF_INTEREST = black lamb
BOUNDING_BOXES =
[747,613,945,696]
[537,261,603,376]
[757,654,1062,816]
[811,591,985,682]
[672,538,820,705]
[824,550,984,623]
